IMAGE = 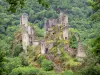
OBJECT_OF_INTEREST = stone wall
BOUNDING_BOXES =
[20,13,34,54]
[40,40,46,54]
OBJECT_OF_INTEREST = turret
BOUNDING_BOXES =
[76,40,86,60]
[59,11,69,40]
[41,40,46,54]
[20,13,29,54]
[20,13,28,27]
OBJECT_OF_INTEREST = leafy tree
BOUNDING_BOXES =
[88,0,100,21]
[41,59,53,71]
[0,50,6,75]
[4,57,22,74]
[79,65,100,75]
[62,70,74,75]
[9,67,56,75]
[92,36,100,63]
[5,0,49,12]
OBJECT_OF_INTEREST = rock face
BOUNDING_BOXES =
[20,13,34,54]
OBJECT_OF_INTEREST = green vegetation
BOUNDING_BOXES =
[9,67,56,75]
[0,0,100,75]
[41,59,53,71]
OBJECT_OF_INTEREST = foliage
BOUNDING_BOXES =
[9,67,56,75]
[13,43,23,56]
[91,36,100,63]
[88,0,100,21]
[38,55,45,64]
[88,0,100,12]
[9,67,40,75]
[6,0,49,12]
[69,35,78,49]
[0,0,99,42]
[60,48,80,70]
[78,65,100,75]
[0,0,100,74]
[19,52,28,66]
[0,50,6,75]
[41,59,53,71]
[33,25,44,37]
[62,70,74,75]
[4,57,22,74]
[76,36,100,75]
[0,40,10,55]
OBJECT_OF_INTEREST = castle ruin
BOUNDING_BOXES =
[20,12,86,58]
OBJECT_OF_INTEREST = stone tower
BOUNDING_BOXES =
[76,40,86,59]
[20,13,34,54]
[59,11,69,40]
[20,13,28,27]
[41,40,46,54]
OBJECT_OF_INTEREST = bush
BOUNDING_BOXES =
[47,71,57,75]
[4,57,22,74]
[62,70,74,75]
[79,65,100,75]
[14,43,23,56]
[41,59,53,71]
[9,67,41,75]
[38,55,45,64]
[9,67,56,75]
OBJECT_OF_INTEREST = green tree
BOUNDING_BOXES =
[4,57,22,74]
[41,59,53,71]
[88,0,100,21]
[5,0,49,12]
[0,50,6,75]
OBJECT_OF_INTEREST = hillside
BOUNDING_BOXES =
[0,0,100,75]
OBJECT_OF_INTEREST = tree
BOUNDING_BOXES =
[5,0,49,12]
[92,36,100,63]
[88,0,100,21]
[4,57,22,74]
[0,50,6,75]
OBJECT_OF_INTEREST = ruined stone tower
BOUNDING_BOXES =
[41,40,46,54]
[59,11,69,40]
[76,40,86,59]
[20,13,34,54]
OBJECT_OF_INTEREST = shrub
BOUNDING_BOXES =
[9,67,40,75]
[4,57,22,74]
[47,71,57,75]
[9,67,56,75]
[14,43,23,56]
[62,70,74,75]
[38,55,45,64]
[41,59,53,71]
[79,65,100,75]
